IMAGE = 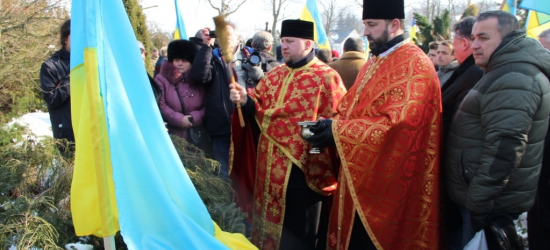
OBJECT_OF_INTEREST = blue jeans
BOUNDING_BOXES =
[212,134,230,179]
[460,207,477,248]
[446,207,477,250]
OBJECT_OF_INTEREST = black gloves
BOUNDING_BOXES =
[305,119,335,148]
[470,211,489,232]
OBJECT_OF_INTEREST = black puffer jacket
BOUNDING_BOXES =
[190,44,234,137]
[446,29,550,214]
[441,55,484,145]
[40,48,73,141]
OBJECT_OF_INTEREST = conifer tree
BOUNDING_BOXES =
[433,9,451,40]
[413,9,452,53]
[122,0,154,75]
[461,4,480,19]
[413,13,435,53]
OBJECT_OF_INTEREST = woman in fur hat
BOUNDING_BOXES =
[155,39,206,141]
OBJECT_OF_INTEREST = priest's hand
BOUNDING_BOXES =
[229,83,248,105]
[305,119,335,148]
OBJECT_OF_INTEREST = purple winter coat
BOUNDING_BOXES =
[155,61,206,139]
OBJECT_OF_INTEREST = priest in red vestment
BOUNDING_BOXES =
[229,19,347,250]
[305,0,443,249]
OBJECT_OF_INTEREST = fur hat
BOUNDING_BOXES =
[363,0,405,20]
[167,39,198,62]
[280,19,314,40]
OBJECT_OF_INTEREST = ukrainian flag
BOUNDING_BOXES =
[500,0,517,15]
[521,0,550,15]
[520,0,550,38]
[173,0,188,39]
[410,19,418,42]
[300,0,331,50]
[70,0,256,248]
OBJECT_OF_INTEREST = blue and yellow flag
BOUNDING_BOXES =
[520,0,550,15]
[173,0,188,39]
[524,10,550,38]
[500,0,517,15]
[300,0,331,50]
[70,0,256,248]
[363,36,370,57]
[410,19,418,42]
[520,0,550,38]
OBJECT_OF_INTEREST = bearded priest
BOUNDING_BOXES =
[305,0,443,249]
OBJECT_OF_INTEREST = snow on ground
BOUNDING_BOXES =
[4,111,53,141]
[515,212,529,247]
[65,243,93,250]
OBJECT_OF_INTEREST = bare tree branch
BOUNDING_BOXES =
[207,0,222,14]
[320,0,338,35]
[224,0,248,16]
[205,0,249,16]
[264,0,295,49]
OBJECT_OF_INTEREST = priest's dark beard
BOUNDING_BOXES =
[367,28,389,51]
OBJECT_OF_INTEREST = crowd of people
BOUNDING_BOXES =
[39,0,550,249]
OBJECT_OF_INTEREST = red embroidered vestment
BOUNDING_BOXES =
[241,58,346,250]
[328,42,442,250]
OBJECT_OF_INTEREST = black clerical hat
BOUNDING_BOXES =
[363,0,405,20]
[280,19,314,40]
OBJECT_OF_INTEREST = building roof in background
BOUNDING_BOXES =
[330,28,360,43]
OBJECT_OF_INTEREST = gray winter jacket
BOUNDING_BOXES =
[437,60,459,87]
[446,29,550,214]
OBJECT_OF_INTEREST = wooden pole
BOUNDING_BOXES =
[103,236,116,250]
[213,14,245,127]
[226,65,245,127]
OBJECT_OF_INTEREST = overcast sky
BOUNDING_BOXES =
[140,0,362,39]
[139,0,498,40]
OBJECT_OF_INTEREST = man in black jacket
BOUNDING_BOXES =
[442,16,484,250]
[40,19,73,153]
[190,23,240,179]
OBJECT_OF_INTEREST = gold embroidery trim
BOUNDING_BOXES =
[258,142,275,246]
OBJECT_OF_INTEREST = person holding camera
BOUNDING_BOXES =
[156,39,206,144]
[241,30,280,90]
[190,23,240,179]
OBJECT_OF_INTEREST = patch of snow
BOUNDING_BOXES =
[515,212,528,245]
[5,111,52,140]
[65,243,93,250]
[4,111,52,146]
[8,246,42,250]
